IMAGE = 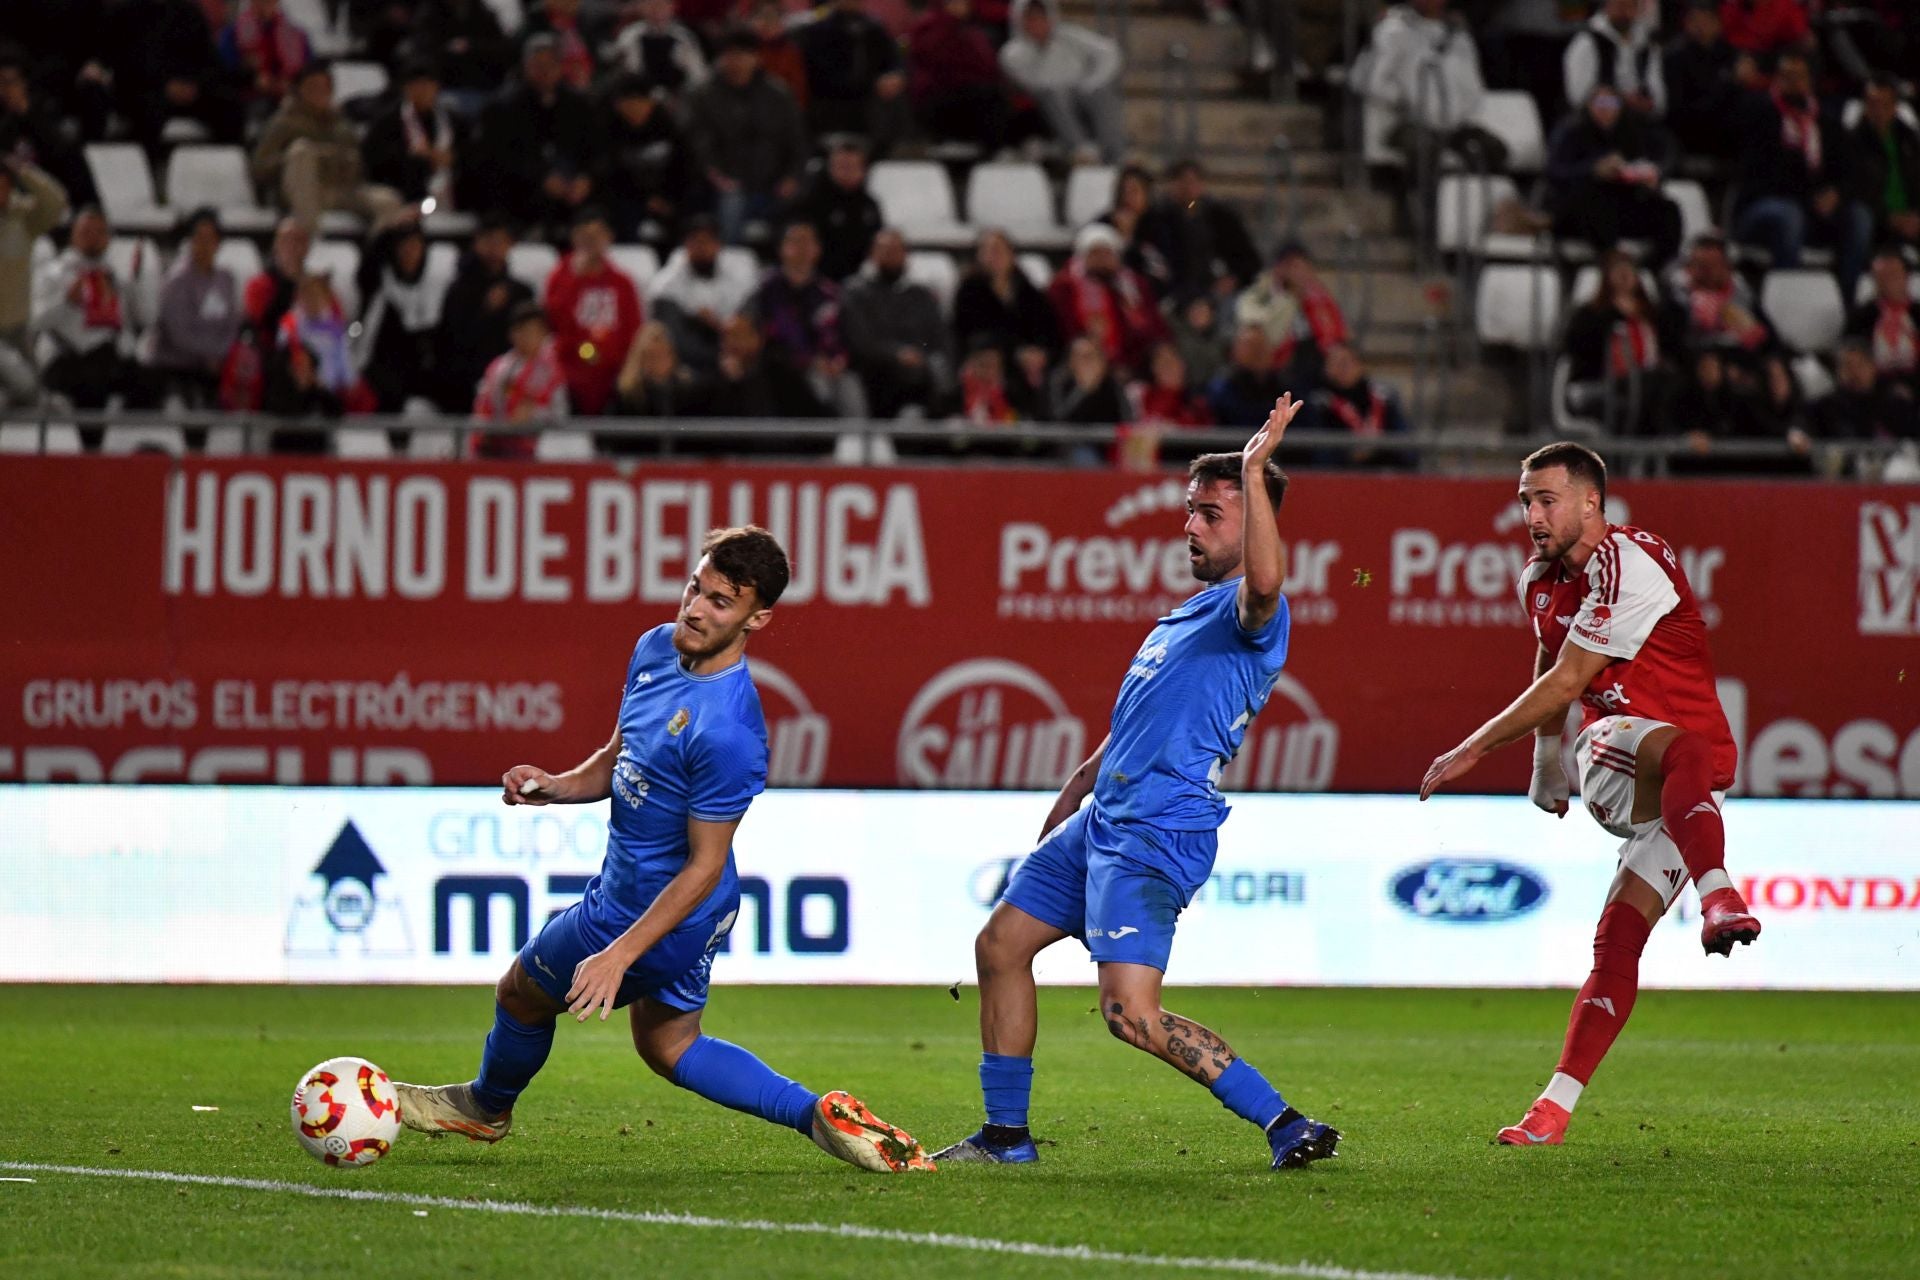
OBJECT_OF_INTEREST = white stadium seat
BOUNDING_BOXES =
[1064,165,1117,231]
[1761,270,1846,353]
[101,425,188,455]
[407,429,459,459]
[1435,173,1518,254]
[85,144,172,234]
[105,236,164,331]
[868,161,971,249]
[1475,264,1562,349]
[423,242,460,314]
[905,251,960,315]
[609,244,660,291]
[1663,179,1713,248]
[215,238,265,286]
[0,423,83,454]
[305,240,364,316]
[966,162,1067,249]
[507,242,561,294]
[164,146,277,234]
[1473,91,1546,173]
[331,61,390,106]
[534,430,596,461]
[334,428,394,459]
[1018,253,1054,291]
[1569,265,1658,307]
[202,425,249,456]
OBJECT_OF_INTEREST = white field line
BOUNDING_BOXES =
[0,1161,1488,1280]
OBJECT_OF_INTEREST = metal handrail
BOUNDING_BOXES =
[1,405,1900,475]
[1259,134,1301,259]
[1160,42,1198,169]
[1338,224,1374,346]
[1410,59,1451,276]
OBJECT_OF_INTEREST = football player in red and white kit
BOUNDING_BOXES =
[1418,442,1761,1147]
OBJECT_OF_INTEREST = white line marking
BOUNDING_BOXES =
[0,1161,1473,1280]
[0,1177,36,1183]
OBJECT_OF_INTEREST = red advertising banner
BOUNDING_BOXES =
[2,458,1916,796]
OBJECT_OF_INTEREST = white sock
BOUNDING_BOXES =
[1540,1071,1584,1114]
[1695,868,1734,898]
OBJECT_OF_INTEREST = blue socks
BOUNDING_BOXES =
[1209,1058,1289,1131]
[980,1052,1034,1128]
[471,1003,555,1114]
[671,1035,820,1136]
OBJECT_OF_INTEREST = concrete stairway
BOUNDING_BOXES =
[1071,2,1516,428]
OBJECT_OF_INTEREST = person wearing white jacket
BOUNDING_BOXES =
[1564,0,1666,121]
[646,215,759,372]
[1356,0,1506,170]
[1000,0,1127,164]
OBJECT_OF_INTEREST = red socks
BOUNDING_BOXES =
[1554,901,1652,1086]
[1660,731,1732,896]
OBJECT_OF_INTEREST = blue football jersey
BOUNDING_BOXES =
[588,624,768,928]
[1093,578,1290,835]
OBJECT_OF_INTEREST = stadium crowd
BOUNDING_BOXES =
[0,0,1403,464]
[1358,0,1920,471]
[0,0,1912,471]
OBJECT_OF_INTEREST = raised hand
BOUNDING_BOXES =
[1244,392,1303,470]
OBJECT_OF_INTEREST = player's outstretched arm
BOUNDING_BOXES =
[567,814,738,1021]
[1235,395,1300,632]
[1419,643,1610,800]
[1528,643,1572,818]
[1039,735,1109,838]
[501,728,622,806]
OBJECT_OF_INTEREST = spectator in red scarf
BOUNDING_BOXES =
[1845,246,1920,393]
[474,301,570,458]
[1309,343,1412,467]
[1717,0,1811,57]
[947,337,1032,426]
[1731,49,1872,301]
[1129,341,1211,428]
[219,0,313,111]
[33,205,159,426]
[521,0,605,92]
[1234,242,1349,393]
[1562,249,1673,435]
[1657,233,1778,369]
[747,0,809,109]
[1047,222,1168,379]
[543,206,644,415]
[905,0,1011,152]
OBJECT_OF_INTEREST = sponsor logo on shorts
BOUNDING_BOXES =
[1388,858,1549,923]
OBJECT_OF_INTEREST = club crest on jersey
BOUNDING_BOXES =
[667,708,691,736]
[1535,592,1550,609]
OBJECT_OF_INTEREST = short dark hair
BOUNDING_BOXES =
[571,204,611,230]
[1165,157,1203,181]
[177,205,221,238]
[295,59,333,87]
[508,300,548,329]
[1188,452,1287,512]
[1521,440,1608,506]
[702,526,790,607]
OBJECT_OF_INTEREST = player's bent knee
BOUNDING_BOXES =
[497,961,560,1025]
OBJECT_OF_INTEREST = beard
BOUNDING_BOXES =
[671,615,736,660]
[1188,543,1239,583]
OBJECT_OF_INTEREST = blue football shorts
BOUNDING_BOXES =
[517,885,741,1013]
[998,805,1216,972]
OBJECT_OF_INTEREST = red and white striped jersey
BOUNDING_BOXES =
[1519,524,1737,788]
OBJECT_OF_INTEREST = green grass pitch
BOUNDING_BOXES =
[1,984,1915,1279]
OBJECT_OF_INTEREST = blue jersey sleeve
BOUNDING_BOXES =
[686,720,768,822]
[1230,587,1290,657]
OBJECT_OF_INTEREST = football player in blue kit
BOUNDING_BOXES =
[396,527,935,1173]
[933,397,1340,1171]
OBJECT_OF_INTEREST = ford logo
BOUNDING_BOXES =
[1389,859,1548,922]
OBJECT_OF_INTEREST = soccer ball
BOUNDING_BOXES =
[291,1056,402,1168]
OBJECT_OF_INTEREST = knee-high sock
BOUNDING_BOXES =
[1660,731,1733,898]
[979,1052,1034,1129]
[471,1004,555,1114]
[1551,902,1653,1106]
[1209,1057,1290,1132]
[671,1035,820,1136]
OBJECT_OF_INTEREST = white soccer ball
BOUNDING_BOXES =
[291,1056,402,1168]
